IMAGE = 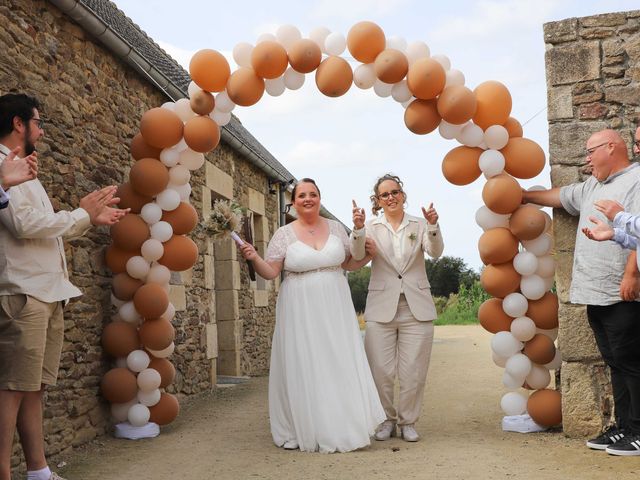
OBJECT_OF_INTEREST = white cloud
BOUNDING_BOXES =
[310,0,411,20]
[157,40,233,70]
[283,139,389,168]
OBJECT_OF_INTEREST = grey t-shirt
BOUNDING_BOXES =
[559,162,640,306]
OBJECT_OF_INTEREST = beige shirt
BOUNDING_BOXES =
[0,144,91,303]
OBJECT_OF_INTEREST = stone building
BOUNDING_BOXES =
[0,0,346,470]
[544,10,640,436]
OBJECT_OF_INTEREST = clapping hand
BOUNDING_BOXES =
[581,216,614,242]
[1,147,38,188]
[594,199,624,221]
[421,202,438,225]
[80,186,130,226]
[352,199,365,229]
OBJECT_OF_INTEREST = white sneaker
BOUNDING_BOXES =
[400,425,420,442]
[374,421,397,441]
[283,439,299,450]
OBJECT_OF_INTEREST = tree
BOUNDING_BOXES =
[425,256,479,298]
[347,266,371,313]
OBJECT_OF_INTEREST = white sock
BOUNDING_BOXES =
[27,465,51,480]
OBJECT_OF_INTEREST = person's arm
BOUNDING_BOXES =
[421,204,443,259]
[613,211,640,239]
[238,243,283,279]
[0,148,38,190]
[521,187,563,208]
[350,200,366,261]
[620,251,640,301]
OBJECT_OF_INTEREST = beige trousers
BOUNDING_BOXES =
[364,295,434,426]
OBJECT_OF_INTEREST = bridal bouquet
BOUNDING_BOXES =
[204,199,245,246]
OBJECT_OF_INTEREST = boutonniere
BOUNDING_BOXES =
[408,232,417,243]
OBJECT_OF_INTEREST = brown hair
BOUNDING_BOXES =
[286,178,321,213]
[370,174,405,216]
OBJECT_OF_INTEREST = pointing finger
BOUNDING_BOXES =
[352,199,358,208]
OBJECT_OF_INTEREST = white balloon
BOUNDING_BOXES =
[353,64,377,89]
[210,109,231,127]
[522,234,553,256]
[283,67,305,90]
[256,32,276,44]
[187,81,201,98]
[171,182,192,202]
[161,102,175,111]
[150,221,173,243]
[324,32,346,56]
[386,35,407,52]
[126,256,150,280]
[484,125,509,150]
[405,41,430,65]
[502,293,528,318]
[111,399,138,422]
[265,76,286,96]
[214,91,236,113]
[147,342,175,358]
[391,80,412,102]
[544,349,562,370]
[501,392,528,416]
[438,121,462,140]
[276,24,301,49]
[174,138,188,152]
[140,203,163,225]
[478,150,505,177]
[505,353,533,379]
[147,263,171,285]
[137,368,162,392]
[111,293,125,308]
[119,301,141,323]
[458,123,484,147]
[537,327,559,341]
[475,206,510,230]
[445,69,465,87]
[161,303,176,322]
[513,251,539,276]
[232,42,253,68]
[141,239,164,262]
[126,350,150,373]
[510,316,537,342]
[373,79,393,98]
[159,147,180,168]
[535,255,556,278]
[179,149,205,170]
[525,364,551,389]
[156,189,181,211]
[431,54,451,70]
[169,165,190,186]
[128,403,150,427]
[309,26,331,53]
[492,351,508,368]
[491,331,523,358]
[401,99,414,109]
[520,274,547,300]
[502,370,523,390]
[138,388,162,407]
[542,211,553,231]
[174,98,196,122]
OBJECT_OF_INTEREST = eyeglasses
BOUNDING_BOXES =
[585,142,609,157]
[634,140,640,149]
[30,117,44,129]
[378,189,403,200]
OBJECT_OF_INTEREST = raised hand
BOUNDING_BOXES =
[365,237,377,258]
[581,216,614,242]
[352,199,365,229]
[594,199,624,221]
[421,202,438,225]
[1,147,38,188]
[80,186,129,225]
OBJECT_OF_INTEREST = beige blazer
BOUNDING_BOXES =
[352,214,443,323]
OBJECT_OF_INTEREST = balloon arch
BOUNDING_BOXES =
[100,21,562,431]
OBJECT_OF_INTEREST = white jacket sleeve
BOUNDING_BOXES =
[350,226,366,261]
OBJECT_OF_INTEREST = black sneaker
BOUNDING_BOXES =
[605,433,640,456]
[586,425,625,450]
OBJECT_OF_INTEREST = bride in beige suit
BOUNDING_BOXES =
[351,173,443,442]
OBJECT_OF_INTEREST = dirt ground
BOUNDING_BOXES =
[58,326,640,480]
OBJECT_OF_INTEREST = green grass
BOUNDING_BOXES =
[433,281,488,326]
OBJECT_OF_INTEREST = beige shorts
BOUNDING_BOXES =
[0,294,64,391]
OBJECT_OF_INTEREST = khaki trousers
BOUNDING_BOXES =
[364,295,434,426]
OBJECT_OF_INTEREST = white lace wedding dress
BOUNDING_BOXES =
[265,220,385,453]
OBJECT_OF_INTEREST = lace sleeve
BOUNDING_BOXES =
[330,220,351,258]
[265,226,288,263]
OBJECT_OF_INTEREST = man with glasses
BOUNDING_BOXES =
[0,93,128,480]
[522,128,640,456]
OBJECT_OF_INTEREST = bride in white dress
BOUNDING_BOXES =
[239,178,385,453]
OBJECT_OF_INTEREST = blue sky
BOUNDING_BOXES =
[114,0,639,270]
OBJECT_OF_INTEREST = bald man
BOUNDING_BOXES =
[523,129,640,456]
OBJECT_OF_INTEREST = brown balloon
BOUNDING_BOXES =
[251,41,289,79]
[473,81,512,130]
[129,158,170,197]
[110,214,150,252]
[478,228,519,265]
[480,262,521,298]
[101,367,138,404]
[524,334,556,364]
[226,68,265,107]
[161,202,198,235]
[315,56,353,98]
[287,39,322,74]
[189,49,230,92]
[404,99,441,135]
[112,273,144,301]
[148,357,176,388]
[526,292,559,330]
[482,173,523,215]
[134,284,170,320]
[501,137,546,179]
[105,245,139,274]
[158,235,199,272]
[527,389,562,427]
[347,21,386,63]
[441,146,482,186]
[130,133,162,161]
[478,298,513,333]
[407,58,446,100]
[437,86,477,125]
[140,108,184,149]
[116,182,152,214]
[183,116,220,153]
[102,321,140,358]
[139,318,175,351]
[149,392,180,426]
[374,49,408,84]
[509,205,546,241]
[503,117,523,138]
[189,90,215,116]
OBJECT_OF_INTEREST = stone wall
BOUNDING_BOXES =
[1,0,279,472]
[544,10,640,436]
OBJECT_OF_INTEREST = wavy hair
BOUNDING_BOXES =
[370,173,406,216]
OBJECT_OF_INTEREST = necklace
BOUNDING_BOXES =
[308,229,316,235]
